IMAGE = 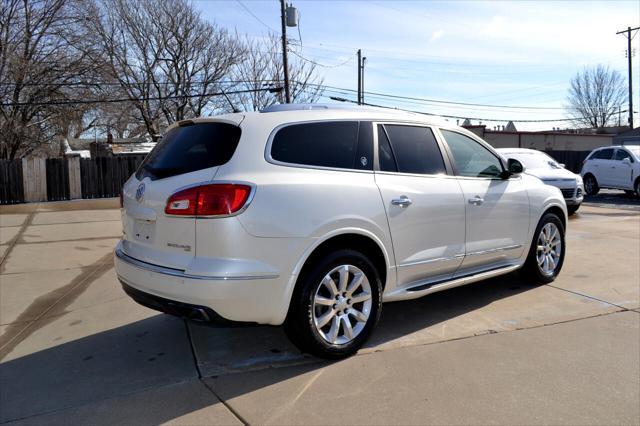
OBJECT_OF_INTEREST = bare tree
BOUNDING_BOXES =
[84,0,243,139]
[0,0,97,160]
[566,65,627,129]
[230,34,324,112]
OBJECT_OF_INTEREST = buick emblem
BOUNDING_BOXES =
[135,183,145,202]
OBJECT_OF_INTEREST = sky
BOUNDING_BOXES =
[195,0,640,131]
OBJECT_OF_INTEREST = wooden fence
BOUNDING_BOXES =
[0,155,146,205]
[0,150,591,205]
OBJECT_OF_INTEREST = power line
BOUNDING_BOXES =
[235,0,278,33]
[326,95,633,124]
[0,87,282,107]
[289,49,354,68]
[300,82,570,110]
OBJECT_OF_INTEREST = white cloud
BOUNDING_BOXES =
[430,29,444,42]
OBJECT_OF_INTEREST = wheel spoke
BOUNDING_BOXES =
[315,296,334,306]
[323,276,339,297]
[341,316,354,340]
[350,291,371,304]
[338,266,349,293]
[543,255,549,272]
[348,308,368,323]
[315,309,335,328]
[547,254,556,270]
[346,272,363,295]
[327,316,340,343]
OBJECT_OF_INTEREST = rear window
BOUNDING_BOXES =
[136,122,241,180]
[271,121,371,170]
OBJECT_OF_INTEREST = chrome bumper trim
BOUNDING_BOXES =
[115,248,279,281]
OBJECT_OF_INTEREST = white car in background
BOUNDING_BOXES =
[498,148,584,215]
[580,145,640,197]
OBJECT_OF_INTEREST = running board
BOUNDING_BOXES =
[383,264,521,303]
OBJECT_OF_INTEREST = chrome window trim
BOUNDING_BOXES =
[115,248,279,281]
[264,119,374,174]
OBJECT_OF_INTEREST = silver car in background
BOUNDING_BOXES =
[498,148,584,215]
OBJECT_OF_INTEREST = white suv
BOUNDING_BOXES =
[115,105,568,358]
[581,145,640,196]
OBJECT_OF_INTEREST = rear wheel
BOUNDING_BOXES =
[583,174,599,196]
[284,249,382,359]
[523,212,566,284]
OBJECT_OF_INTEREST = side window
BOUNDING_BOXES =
[595,148,614,160]
[440,130,503,178]
[271,121,360,169]
[614,149,633,162]
[380,124,446,175]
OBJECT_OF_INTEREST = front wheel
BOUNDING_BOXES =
[523,212,566,284]
[567,204,580,215]
[583,174,599,196]
[284,249,382,359]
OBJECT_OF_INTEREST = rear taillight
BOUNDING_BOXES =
[165,184,252,216]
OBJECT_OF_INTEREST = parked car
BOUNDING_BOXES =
[581,145,640,197]
[497,148,584,215]
[115,104,568,359]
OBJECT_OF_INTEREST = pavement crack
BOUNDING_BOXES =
[546,284,632,311]
[184,321,250,425]
[0,212,34,272]
[200,379,250,426]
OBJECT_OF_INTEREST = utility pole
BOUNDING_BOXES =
[280,0,291,103]
[357,49,362,105]
[356,50,366,105]
[617,26,639,128]
[361,56,366,104]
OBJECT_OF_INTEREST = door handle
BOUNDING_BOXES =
[391,196,412,207]
[468,196,484,206]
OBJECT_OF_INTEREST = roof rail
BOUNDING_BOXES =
[260,103,377,113]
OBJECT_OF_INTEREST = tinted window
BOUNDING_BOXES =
[441,130,503,178]
[271,121,360,169]
[615,149,633,162]
[136,122,240,180]
[378,125,397,172]
[594,148,614,160]
[382,125,446,175]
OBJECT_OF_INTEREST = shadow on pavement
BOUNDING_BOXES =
[0,272,538,424]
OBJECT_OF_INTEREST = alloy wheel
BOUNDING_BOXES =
[536,223,562,276]
[312,264,372,345]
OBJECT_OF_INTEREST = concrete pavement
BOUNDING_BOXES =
[0,200,638,425]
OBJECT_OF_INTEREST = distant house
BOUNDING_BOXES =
[64,135,155,158]
[613,127,640,145]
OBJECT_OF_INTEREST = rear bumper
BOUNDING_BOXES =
[114,243,292,325]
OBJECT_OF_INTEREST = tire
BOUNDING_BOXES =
[284,249,382,359]
[636,180,640,198]
[522,212,566,284]
[583,174,599,196]
[567,204,580,215]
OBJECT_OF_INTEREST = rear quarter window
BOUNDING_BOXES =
[270,121,371,170]
[136,122,241,181]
